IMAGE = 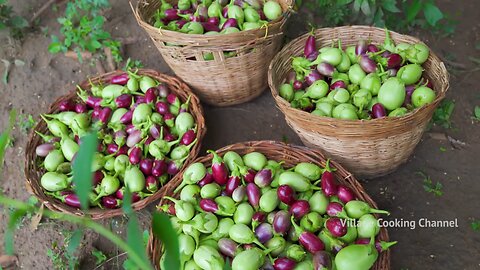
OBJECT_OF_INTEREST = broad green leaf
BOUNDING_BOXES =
[360,0,371,16]
[72,131,98,209]
[382,0,400,13]
[474,106,480,119]
[126,216,150,267]
[122,188,151,269]
[9,16,28,28]
[353,0,363,12]
[423,2,443,26]
[67,229,83,256]
[5,209,26,255]
[336,0,354,5]
[152,212,180,270]
[48,42,63,54]
[405,0,423,23]
[0,110,16,177]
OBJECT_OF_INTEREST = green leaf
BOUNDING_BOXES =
[123,188,151,269]
[5,209,26,255]
[92,249,107,265]
[474,106,480,120]
[152,212,180,270]
[336,0,354,5]
[472,220,480,231]
[67,229,83,256]
[9,16,28,28]
[0,110,16,177]
[72,131,98,209]
[382,0,400,13]
[48,42,63,54]
[353,0,363,12]
[360,0,371,16]
[423,2,443,26]
[126,216,150,267]
[405,0,423,23]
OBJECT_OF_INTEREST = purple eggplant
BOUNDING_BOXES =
[59,100,74,111]
[222,18,238,29]
[386,53,402,68]
[102,196,122,209]
[330,80,346,90]
[290,200,310,219]
[198,172,214,187]
[75,103,87,113]
[355,40,367,55]
[128,147,142,165]
[115,94,132,108]
[86,96,102,108]
[273,257,296,270]
[152,159,168,177]
[312,251,333,270]
[317,62,335,77]
[140,158,154,175]
[337,185,355,203]
[372,103,387,118]
[110,73,129,85]
[254,169,272,188]
[304,33,316,59]
[145,88,158,104]
[273,210,291,234]
[277,185,296,205]
[208,150,228,185]
[320,169,337,197]
[155,101,169,115]
[120,110,133,124]
[325,217,347,237]
[202,22,220,32]
[180,129,196,145]
[291,216,325,253]
[36,143,55,157]
[246,183,261,208]
[359,55,377,73]
[367,44,379,53]
[244,169,256,183]
[305,70,323,86]
[225,176,241,196]
[293,80,303,90]
[255,223,274,244]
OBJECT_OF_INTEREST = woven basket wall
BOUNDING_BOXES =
[133,0,293,106]
[268,26,449,178]
[25,69,206,219]
[147,141,391,269]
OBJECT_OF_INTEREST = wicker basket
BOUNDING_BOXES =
[25,69,206,219]
[132,0,293,106]
[147,141,391,269]
[268,26,449,178]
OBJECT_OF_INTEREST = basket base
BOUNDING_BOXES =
[287,119,428,179]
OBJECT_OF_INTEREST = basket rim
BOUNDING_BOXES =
[24,69,206,219]
[131,0,294,40]
[268,25,450,125]
[147,140,391,269]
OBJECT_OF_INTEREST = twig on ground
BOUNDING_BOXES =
[104,47,116,71]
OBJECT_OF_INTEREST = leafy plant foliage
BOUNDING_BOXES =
[48,0,122,62]
[0,0,28,39]
[299,0,454,34]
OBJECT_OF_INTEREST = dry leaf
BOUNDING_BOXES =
[30,202,44,231]
[0,254,18,268]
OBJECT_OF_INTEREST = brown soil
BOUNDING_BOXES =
[0,0,479,269]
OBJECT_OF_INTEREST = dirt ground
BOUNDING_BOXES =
[0,0,479,269]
